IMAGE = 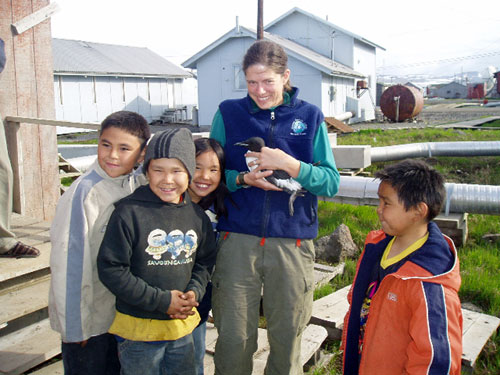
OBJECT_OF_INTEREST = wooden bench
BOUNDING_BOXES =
[310,284,350,340]
[29,322,329,375]
[310,284,500,371]
[203,322,328,374]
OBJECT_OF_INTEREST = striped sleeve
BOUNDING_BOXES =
[422,282,452,374]
[406,280,459,375]
[49,170,103,342]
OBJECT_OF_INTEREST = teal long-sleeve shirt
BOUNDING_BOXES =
[209,109,340,198]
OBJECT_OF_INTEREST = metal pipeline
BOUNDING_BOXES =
[322,176,500,215]
[333,111,354,122]
[370,141,500,162]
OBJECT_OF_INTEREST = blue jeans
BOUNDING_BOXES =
[117,334,196,375]
[192,322,207,375]
[61,333,120,375]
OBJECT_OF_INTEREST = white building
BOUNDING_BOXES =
[183,7,384,126]
[52,38,195,132]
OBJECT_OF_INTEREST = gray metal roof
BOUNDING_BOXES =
[53,38,191,78]
[183,26,364,79]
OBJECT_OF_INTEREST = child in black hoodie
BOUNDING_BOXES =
[98,128,216,375]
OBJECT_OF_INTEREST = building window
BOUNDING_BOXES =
[147,79,151,102]
[234,65,246,90]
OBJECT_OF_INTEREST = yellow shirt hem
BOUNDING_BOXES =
[109,309,200,341]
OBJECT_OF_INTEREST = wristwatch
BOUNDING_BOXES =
[237,171,248,187]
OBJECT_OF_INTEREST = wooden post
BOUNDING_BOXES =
[0,0,59,221]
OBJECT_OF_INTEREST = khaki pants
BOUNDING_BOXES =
[0,115,16,253]
[212,232,315,375]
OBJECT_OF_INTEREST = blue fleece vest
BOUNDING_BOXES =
[217,88,323,239]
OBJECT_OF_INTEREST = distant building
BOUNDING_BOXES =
[404,81,424,94]
[468,82,486,99]
[52,38,195,131]
[428,81,467,99]
[490,71,500,97]
[376,82,391,106]
[183,7,384,126]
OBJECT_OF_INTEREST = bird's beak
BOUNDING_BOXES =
[234,141,249,148]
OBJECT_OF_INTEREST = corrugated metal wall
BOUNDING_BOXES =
[54,75,187,124]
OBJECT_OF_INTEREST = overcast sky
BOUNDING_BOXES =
[51,0,500,77]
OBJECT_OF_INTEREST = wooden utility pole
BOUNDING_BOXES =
[257,0,263,39]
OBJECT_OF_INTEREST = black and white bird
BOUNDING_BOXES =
[234,137,306,217]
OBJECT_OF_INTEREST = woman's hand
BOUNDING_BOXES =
[243,168,282,191]
[247,147,301,178]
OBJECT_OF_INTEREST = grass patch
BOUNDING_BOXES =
[482,119,500,127]
[60,177,75,187]
[337,127,499,146]
[58,138,98,144]
[314,283,334,301]
[58,131,99,144]
[317,203,378,246]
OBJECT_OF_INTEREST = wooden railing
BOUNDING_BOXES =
[3,116,100,220]
[5,116,101,130]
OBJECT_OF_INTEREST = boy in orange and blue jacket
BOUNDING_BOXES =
[342,159,462,375]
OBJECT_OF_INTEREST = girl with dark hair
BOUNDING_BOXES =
[188,137,228,375]
[188,138,229,219]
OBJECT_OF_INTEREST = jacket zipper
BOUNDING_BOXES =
[261,110,276,237]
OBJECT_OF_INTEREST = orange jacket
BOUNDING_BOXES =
[342,222,462,375]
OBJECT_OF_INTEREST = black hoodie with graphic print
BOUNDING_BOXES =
[97,184,216,320]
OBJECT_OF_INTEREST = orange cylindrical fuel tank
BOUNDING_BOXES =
[380,84,424,122]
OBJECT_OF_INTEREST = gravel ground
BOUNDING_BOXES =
[349,104,500,131]
[58,103,500,142]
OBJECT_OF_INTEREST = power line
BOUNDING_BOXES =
[377,50,500,70]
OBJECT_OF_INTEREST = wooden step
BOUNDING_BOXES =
[0,241,50,284]
[58,154,82,183]
[27,323,328,375]
[310,284,350,339]
[0,318,60,375]
[58,154,80,173]
[314,262,344,288]
[0,275,50,326]
[26,359,63,375]
[0,241,51,284]
[204,322,327,374]
[9,214,50,248]
[462,308,500,368]
[0,215,51,284]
